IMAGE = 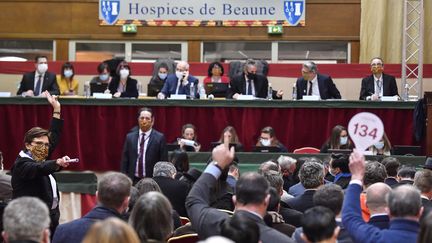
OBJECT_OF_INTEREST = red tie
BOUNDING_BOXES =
[138,133,146,177]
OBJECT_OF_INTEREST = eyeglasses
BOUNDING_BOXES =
[32,141,50,148]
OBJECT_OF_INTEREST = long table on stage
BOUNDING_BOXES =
[0,97,419,171]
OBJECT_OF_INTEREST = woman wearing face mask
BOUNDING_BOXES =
[255,126,288,152]
[203,62,230,84]
[366,133,392,156]
[149,62,169,85]
[56,62,79,96]
[108,61,139,98]
[11,91,71,236]
[90,62,112,85]
[320,125,353,153]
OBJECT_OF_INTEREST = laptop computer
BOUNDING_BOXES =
[392,145,421,156]
[148,83,164,97]
[252,146,281,153]
[90,82,109,96]
[205,83,229,98]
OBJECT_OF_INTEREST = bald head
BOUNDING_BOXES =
[366,182,391,214]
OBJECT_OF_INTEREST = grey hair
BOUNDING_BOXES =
[303,61,318,73]
[262,170,284,193]
[277,156,296,170]
[3,197,50,241]
[387,185,422,218]
[299,162,324,189]
[176,61,189,70]
[364,161,387,187]
[244,59,257,71]
[153,161,176,178]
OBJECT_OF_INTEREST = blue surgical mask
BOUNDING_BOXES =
[260,139,271,146]
[340,136,348,145]
[374,141,385,150]
[158,73,167,80]
[99,74,109,81]
[64,70,73,78]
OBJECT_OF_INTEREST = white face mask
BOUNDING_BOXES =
[120,69,129,79]
[176,71,184,79]
[37,63,48,74]
[64,70,73,78]
[340,136,348,145]
[261,139,271,146]
[374,141,385,150]
[158,73,168,80]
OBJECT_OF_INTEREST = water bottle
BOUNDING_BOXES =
[292,83,297,100]
[404,83,409,101]
[137,81,142,94]
[267,83,273,100]
[198,83,206,99]
[84,82,90,98]
[189,83,195,100]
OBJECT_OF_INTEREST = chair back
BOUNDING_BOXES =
[179,216,190,225]
[293,147,320,154]
[167,233,199,243]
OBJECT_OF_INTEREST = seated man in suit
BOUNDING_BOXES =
[17,55,60,97]
[300,206,340,243]
[186,142,294,243]
[120,107,168,184]
[359,57,399,100]
[157,61,198,99]
[295,61,341,100]
[342,151,422,243]
[227,60,283,99]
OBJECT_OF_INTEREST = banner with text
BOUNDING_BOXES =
[99,0,306,27]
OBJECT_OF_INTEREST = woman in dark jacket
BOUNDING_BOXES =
[108,61,139,98]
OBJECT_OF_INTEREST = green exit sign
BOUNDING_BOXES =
[122,24,137,33]
[267,25,283,35]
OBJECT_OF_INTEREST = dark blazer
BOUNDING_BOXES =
[384,177,399,187]
[279,201,304,227]
[121,128,168,179]
[52,206,122,243]
[186,172,293,243]
[295,73,341,100]
[359,73,399,100]
[391,179,414,188]
[293,220,354,243]
[153,176,189,217]
[227,74,282,99]
[286,189,316,213]
[17,71,59,95]
[108,76,139,98]
[160,74,199,98]
[334,176,351,189]
[342,183,420,243]
[368,214,390,229]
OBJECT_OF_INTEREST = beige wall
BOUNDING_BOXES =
[1,74,430,100]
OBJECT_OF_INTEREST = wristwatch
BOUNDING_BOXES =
[212,161,223,171]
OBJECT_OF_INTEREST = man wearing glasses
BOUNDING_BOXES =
[359,57,399,100]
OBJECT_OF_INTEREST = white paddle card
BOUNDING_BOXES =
[348,112,384,152]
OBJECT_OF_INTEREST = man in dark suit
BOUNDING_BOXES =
[152,162,189,217]
[365,182,391,229]
[413,169,432,221]
[392,166,416,188]
[286,162,324,213]
[359,57,399,100]
[52,172,131,243]
[295,61,341,100]
[158,61,199,99]
[121,107,168,184]
[342,151,422,243]
[186,142,294,243]
[381,157,400,187]
[227,60,283,99]
[329,154,351,189]
[17,55,59,97]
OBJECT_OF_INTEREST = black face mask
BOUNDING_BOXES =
[246,72,256,80]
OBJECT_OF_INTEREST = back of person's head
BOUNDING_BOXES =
[129,191,173,242]
[135,178,161,196]
[330,154,350,173]
[235,172,270,205]
[365,182,391,212]
[397,166,417,180]
[301,206,338,243]
[220,211,260,243]
[170,150,189,173]
[97,172,132,210]
[257,161,280,175]
[262,170,283,194]
[153,161,176,178]
[381,157,400,177]
[418,211,432,243]
[267,187,281,212]
[277,155,296,172]
[299,162,324,189]
[313,184,344,215]
[364,161,387,187]
[387,185,422,218]
[83,218,140,243]
[414,169,432,194]
[2,197,50,242]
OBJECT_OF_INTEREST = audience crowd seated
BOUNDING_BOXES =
[108,61,139,98]
[203,61,230,84]
[255,126,288,152]
[56,62,78,95]
[320,125,354,153]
